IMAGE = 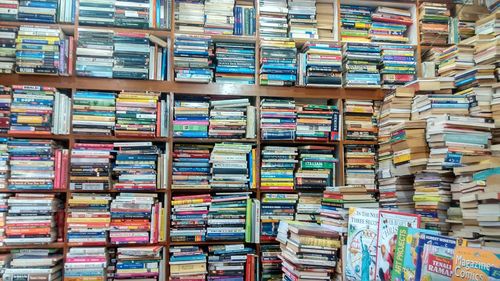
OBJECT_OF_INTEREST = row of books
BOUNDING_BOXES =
[0,0,72,23]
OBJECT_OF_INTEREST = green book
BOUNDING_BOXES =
[173,125,207,131]
[245,198,252,243]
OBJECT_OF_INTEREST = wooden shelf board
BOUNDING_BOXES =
[261,139,339,146]
[173,138,257,144]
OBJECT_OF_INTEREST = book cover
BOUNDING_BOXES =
[415,233,457,281]
[451,246,500,281]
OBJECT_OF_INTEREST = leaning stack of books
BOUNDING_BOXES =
[207,244,254,280]
[380,44,417,88]
[345,145,377,192]
[175,0,205,33]
[65,247,108,280]
[170,194,211,242]
[18,0,58,23]
[260,244,282,281]
[210,143,253,190]
[475,11,500,35]
[344,100,377,141]
[115,91,160,137]
[295,146,337,191]
[170,246,207,280]
[70,142,113,191]
[0,27,17,73]
[259,40,297,86]
[260,98,296,140]
[173,96,210,138]
[340,4,372,42]
[295,192,322,222]
[112,32,150,80]
[2,249,63,281]
[76,28,114,78]
[370,6,412,44]
[209,98,251,138]
[260,146,297,192]
[438,44,475,77]
[113,142,160,191]
[204,0,235,35]
[234,0,256,36]
[207,193,250,241]
[418,2,450,45]
[79,0,115,26]
[298,42,343,87]
[66,193,111,245]
[295,102,336,141]
[343,43,381,88]
[174,35,213,83]
[288,0,318,40]
[259,0,289,38]
[214,42,256,84]
[114,0,149,29]
[171,144,211,190]
[115,246,162,280]
[260,193,298,241]
[72,91,116,135]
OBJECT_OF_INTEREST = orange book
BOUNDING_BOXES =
[451,246,500,281]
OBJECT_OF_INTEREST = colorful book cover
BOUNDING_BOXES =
[346,207,380,281]
[451,246,500,281]
[391,227,439,281]
[415,233,457,281]
[375,211,421,281]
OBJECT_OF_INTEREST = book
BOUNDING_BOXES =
[345,145,377,191]
[288,0,318,40]
[344,100,377,141]
[296,145,337,191]
[18,0,58,23]
[204,0,235,35]
[175,0,205,34]
[259,0,289,39]
[207,192,250,241]
[370,6,412,44]
[296,102,338,140]
[419,3,450,45]
[209,98,252,138]
[261,244,282,280]
[115,246,163,280]
[234,0,256,36]
[115,91,161,137]
[113,32,150,80]
[170,194,211,242]
[210,143,253,190]
[208,244,255,280]
[415,233,459,281]
[3,248,63,280]
[451,246,500,281]
[340,4,372,43]
[76,28,114,78]
[380,45,417,89]
[295,192,322,223]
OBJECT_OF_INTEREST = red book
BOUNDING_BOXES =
[156,101,161,137]
[61,149,69,190]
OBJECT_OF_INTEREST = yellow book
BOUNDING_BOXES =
[251,149,257,189]
[72,115,115,122]
[451,246,500,281]
[67,217,111,223]
[68,199,110,204]
[159,207,165,242]
[170,263,206,274]
[16,36,60,44]
[15,116,44,124]
[261,182,294,187]
[172,199,209,205]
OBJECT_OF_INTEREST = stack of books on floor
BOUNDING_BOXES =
[72,91,116,135]
[316,0,334,39]
[295,192,322,222]
[370,6,412,44]
[114,246,162,280]
[173,96,209,138]
[115,91,160,137]
[70,142,112,191]
[0,27,16,73]
[208,98,252,138]
[340,4,372,42]
[204,0,235,35]
[380,45,417,88]
[295,102,337,140]
[9,85,56,134]
[295,146,337,191]
[114,0,149,29]
[5,193,60,245]
[18,0,58,23]
[260,98,296,140]
[287,0,318,40]
[344,145,377,191]
[210,143,254,190]
[207,192,250,241]
[298,42,343,87]
[174,35,213,83]
[65,247,108,280]
[234,0,256,36]
[260,193,298,241]
[208,244,255,280]
[259,0,289,38]
[78,0,115,26]
[260,146,297,191]
[277,221,341,281]
[171,144,211,190]
[113,142,161,191]
[343,43,381,88]
[2,249,63,280]
[438,44,475,77]
[214,42,255,84]
[76,28,114,78]
[67,193,111,245]
[175,0,205,33]
[344,100,377,141]
[170,246,207,280]
[261,244,282,281]
[170,194,211,242]
[259,40,297,86]
[418,2,450,45]
[112,32,150,80]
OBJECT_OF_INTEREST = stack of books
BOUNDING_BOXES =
[173,96,210,138]
[170,246,207,280]
[65,247,108,280]
[234,0,256,36]
[79,0,115,25]
[209,98,252,138]
[370,6,412,44]
[115,246,162,280]
[418,2,450,45]
[112,32,150,80]
[70,142,113,191]
[260,98,296,140]
[475,12,500,35]
[378,176,415,212]
[340,4,372,42]
[316,0,334,39]
[67,193,111,245]
[171,144,211,190]
[380,44,417,88]
[207,192,250,241]
[0,87,10,133]
[174,35,213,83]
[287,0,318,40]
[259,0,289,38]
[2,249,63,280]
[260,146,297,191]
[214,42,255,84]
[277,221,341,280]
[110,193,161,245]
[259,40,297,86]
[115,91,160,137]
[345,145,377,191]
[170,194,211,242]
[261,244,282,281]
[298,42,343,87]
[175,0,205,33]
[260,193,298,241]
[207,244,254,280]
[113,142,160,191]
[204,0,235,35]
[210,143,253,190]
[390,120,428,176]
[0,27,16,73]
[295,146,337,191]
[76,28,114,78]
[412,94,469,120]
[114,0,149,29]
[5,193,60,245]
[438,44,475,77]
[72,91,116,135]
[0,194,7,244]
[0,139,6,191]
[51,90,71,135]
[343,43,381,88]
[9,85,56,134]
[0,2,17,20]
[18,0,58,23]
[295,192,322,222]
[344,100,377,141]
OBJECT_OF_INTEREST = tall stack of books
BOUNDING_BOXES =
[67,193,111,244]
[204,0,235,35]
[234,0,256,36]
[18,0,58,23]
[260,193,298,241]
[172,144,211,190]
[295,102,336,140]
[76,28,114,78]
[260,146,297,191]
[9,85,56,134]
[0,27,17,73]
[0,194,8,245]
[345,145,377,192]
[170,194,211,242]
[115,91,160,137]
[380,45,417,88]
[72,91,116,135]
[170,246,207,280]
[2,249,63,280]
[113,142,160,191]
[344,100,377,141]
[5,193,60,245]
[112,32,150,80]
[207,192,250,241]
[259,40,297,86]
[295,146,337,191]
[70,142,113,191]
[209,98,251,138]
[259,0,289,38]
[260,244,282,281]
[175,0,205,33]
[316,0,334,39]
[370,6,412,44]
[438,44,475,77]
[260,98,296,140]
[343,43,381,88]
[340,4,372,42]
[207,244,254,280]
[0,87,11,133]
[277,221,341,280]
[214,42,255,84]
[174,35,213,83]
[210,143,253,190]
[0,139,7,191]
[173,96,210,138]
[114,0,149,28]
[79,0,115,26]
[65,247,108,280]
[390,120,428,177]
[418,2,450,45]
[115,246,162,280]
[287,0,317,40]
[295,192,322,222]
[298,42,343,87]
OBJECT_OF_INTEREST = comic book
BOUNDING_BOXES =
[415,233,457,281]
[451,246,500,281]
